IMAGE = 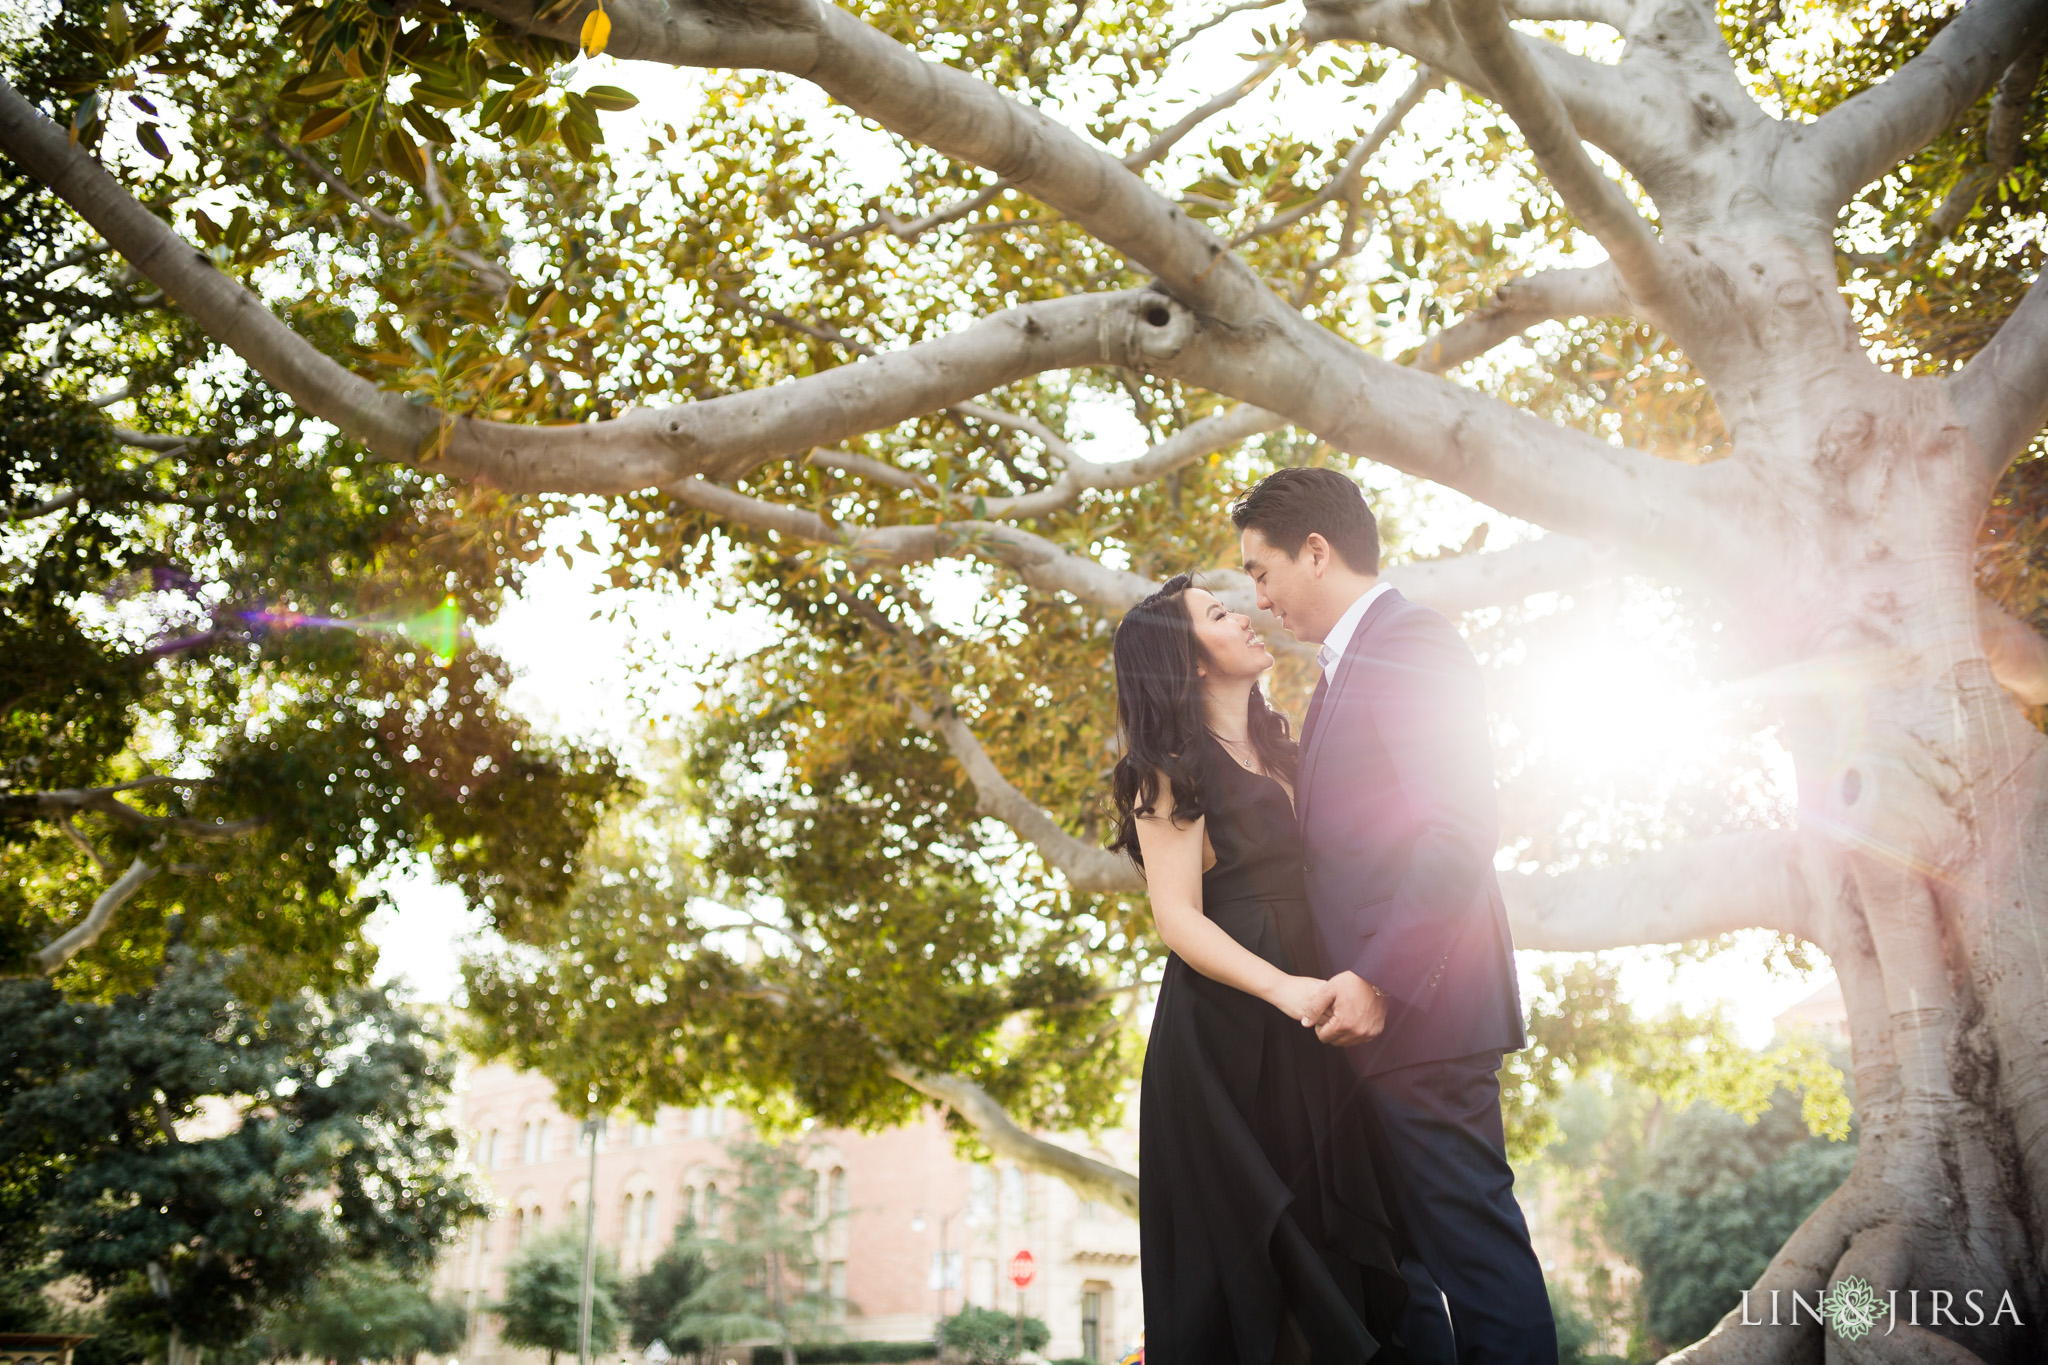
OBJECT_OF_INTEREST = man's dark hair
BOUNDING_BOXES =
[1229,466,1380,573]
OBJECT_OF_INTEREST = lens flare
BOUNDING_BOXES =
[243,596,466,662]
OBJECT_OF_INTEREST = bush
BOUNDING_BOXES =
[939,1306,1048,1364]
[746,1344,936,1364]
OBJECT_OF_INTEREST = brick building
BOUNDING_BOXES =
[435,1064,1142,1365]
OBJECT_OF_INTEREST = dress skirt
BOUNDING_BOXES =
[1139,893,1408,1365]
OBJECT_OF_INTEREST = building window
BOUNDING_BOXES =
[640,1191,658,1242]
[484,1128,500,1169]
[1000,1165,1026,1224]
[1081,1286,1108,1362]
[511,1207,525,1246]
[703,1183,721,1230]
[709,1106,726,1138]
[970,1257,996,1307]
[682,1184,697,1226]
[828,1166,849,1216]
[827,1261,848,1320]
[688,1108,708,1139]
[968,1166,995,1226]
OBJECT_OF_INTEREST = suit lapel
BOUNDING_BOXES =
[1296,588,1402,824]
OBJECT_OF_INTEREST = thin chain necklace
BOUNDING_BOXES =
[1213,731,1260,771]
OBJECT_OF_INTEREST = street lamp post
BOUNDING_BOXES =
[577,1116,605,1365]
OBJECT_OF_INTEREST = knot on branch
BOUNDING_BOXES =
[1103,292,1194,369]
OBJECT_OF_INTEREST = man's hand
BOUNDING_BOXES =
[1314,971,1387,1046]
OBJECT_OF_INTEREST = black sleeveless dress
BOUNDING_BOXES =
[1139,734,1409,1364]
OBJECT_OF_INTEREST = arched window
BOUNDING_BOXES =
[682,1184,698,1226]
[828,1166,849,1215]
[639,1191,659,1241]
[703,1182,722,1229]
[511,1207,526,1246]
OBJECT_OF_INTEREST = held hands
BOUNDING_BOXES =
[1270,974,1339,1029]
[1313,971,1387,1046]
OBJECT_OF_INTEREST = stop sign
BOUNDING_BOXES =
[1008,1249,1036,1288]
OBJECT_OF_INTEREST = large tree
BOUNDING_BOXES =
[5,0,2048,1359]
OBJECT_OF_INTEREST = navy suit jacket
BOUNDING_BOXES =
[1297,588,1526,1076]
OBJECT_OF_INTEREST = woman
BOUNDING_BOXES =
[1111,574,1407,1365]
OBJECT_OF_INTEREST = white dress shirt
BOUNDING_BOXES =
[1315,581,1394,674]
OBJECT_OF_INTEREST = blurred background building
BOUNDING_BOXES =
[435,1064,1141,1365]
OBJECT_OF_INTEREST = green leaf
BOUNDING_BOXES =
[402,102,457,145]
[580,84,638,113]
[297,105,352,143]
[136,121,171,161]
[340,104,380,180]
[279,68,349,103]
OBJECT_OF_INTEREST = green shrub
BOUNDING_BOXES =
[746,1342,937,1364]
[939,1306,1049,1364]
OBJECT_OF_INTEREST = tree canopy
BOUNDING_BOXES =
[0,949,485,1353]
[8,0,2048,1356]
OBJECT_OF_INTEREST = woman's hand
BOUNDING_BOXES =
[1268,974,1337,1029]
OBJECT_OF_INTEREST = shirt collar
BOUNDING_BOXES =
[1315,581,1392,673]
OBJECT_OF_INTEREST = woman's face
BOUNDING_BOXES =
[1184,587,1272,681]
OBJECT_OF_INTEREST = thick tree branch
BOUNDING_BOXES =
[29,779,263,842]
[2,75,1194,495]
[1926,35,2048,241]
[1500,829,1819,950]
[1407,262,1631,373]
[1381,534,1610,613]
[33,856,159,975]
[1950,263,2048,479]
[1798,0,2048,214]
[1978,596,2048,705]
[881,1055,1140,1217]
[909,703,1144,894]
[469,0,1280,328]
[1303,0,1660,179]
[1152,299,1717,571]
[1445,0,1672,312]
[665,476,1160,604]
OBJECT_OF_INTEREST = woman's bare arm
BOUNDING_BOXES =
[1134,776,1334,1027]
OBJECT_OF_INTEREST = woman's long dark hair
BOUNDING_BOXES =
[1108,574,1297,866]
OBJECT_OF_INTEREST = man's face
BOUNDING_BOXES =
[1240,526,1325,642]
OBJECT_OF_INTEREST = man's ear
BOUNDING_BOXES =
[1303,532,1331,577]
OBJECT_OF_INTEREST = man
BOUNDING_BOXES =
[1233,467,1554,1365]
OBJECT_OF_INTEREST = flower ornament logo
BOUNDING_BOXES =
[1827,1275,1884,1342]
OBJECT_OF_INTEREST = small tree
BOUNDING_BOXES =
[670,1139,842,1365]
[939,1307,1049,1365]
[495,1228,623,1365]
[0,948,486,1357]
[273,1260,468,1365]
[624,1226,708,1357]
[1608,1093,1858,1355]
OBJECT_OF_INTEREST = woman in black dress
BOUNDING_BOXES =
[1110,574,1407,1364]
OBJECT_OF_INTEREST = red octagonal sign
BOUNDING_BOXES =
[1008,1249,1036,1289]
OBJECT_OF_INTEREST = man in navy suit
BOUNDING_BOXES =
[1233,467,1555,1365]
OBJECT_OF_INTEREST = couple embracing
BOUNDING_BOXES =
[1110,468,1555,1364]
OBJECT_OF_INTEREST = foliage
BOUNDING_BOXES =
[1549,1282,1617,1365]
[666,1138,841,1360]
[622,1223,707,1353]
[1,0,627,993]
[747,1346,935,1365]
[1503,959,1851,1161]
[0,948,485,1353]
[939,1305,1049,1364]
[494,1227,623,1365]
[270,1259,467,1365]
[1607,1092,1858,1354]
